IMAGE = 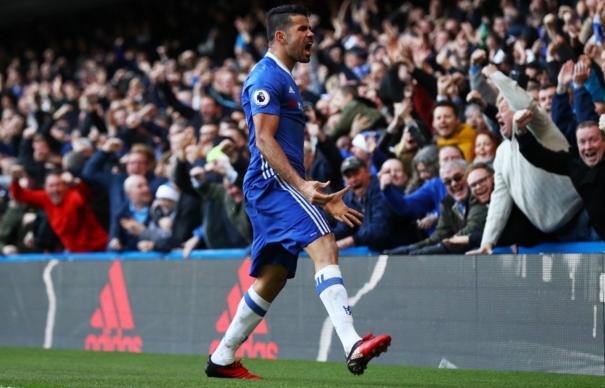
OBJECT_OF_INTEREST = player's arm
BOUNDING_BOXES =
[254,112,331,205]
[255,113,362,227]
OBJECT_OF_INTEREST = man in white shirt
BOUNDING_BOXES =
[469,65,592,254]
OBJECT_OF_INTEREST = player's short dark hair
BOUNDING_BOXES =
[266,4,310,43]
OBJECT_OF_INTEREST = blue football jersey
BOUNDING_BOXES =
[241,53,307,193]
[240,53,331,278]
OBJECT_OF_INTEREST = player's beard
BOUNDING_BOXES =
[288,47,310,63]
[287,39,312,63]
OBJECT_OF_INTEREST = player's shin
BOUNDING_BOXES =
[314,264,361,355]
[210,287,271,365]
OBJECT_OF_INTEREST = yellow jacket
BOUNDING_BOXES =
[436,123,477,162]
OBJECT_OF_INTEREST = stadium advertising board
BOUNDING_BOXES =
[0,253,603,375]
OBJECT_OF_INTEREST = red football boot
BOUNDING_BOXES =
[205,357,262,379]
[346,333,392,375]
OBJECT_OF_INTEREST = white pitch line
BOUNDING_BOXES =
[43,259,59,349]
[316,255,389,361]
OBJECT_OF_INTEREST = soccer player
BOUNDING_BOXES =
[205,4,391,380]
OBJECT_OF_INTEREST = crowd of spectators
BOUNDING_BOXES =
[1,0,604,256]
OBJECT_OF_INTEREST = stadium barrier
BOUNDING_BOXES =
[0,247,603,375]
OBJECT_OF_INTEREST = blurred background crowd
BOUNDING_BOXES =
[1,0,604,257]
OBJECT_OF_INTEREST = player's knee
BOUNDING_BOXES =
[306,234,338,266]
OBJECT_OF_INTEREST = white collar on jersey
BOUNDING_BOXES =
[265,51,295,81]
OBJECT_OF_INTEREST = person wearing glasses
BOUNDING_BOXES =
[385,159,488,255]
[443,163,495,250]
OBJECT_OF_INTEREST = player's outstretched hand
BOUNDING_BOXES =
[300,180,332,205]
[323,186,364,228]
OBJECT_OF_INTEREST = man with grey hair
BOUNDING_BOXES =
[469,65,592,254]
[387,159,488,254]
[108,174,152,251]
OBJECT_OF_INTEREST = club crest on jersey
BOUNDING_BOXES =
[252,89,270,107]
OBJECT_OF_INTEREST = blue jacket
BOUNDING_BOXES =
[381,177,447,221]
[110,201,150,251]
[82,150,167,238]
[333,177,395,250]
[551,86,599,146]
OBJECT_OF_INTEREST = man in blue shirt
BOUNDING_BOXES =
[108,174,152,251]
[206,4,391,380]
[334,156,401,251]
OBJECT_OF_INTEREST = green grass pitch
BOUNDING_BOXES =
[0,347,603,387]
